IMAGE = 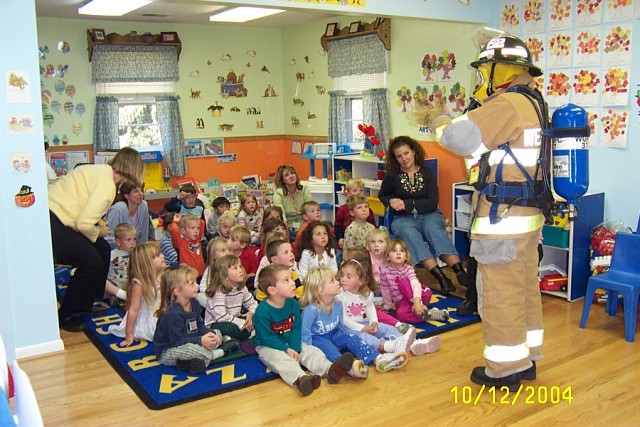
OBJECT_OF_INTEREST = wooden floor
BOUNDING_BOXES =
[21,291,640,427]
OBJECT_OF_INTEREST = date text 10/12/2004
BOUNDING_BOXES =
[451,385,573,405]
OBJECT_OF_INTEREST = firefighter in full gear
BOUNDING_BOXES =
[431,35,550,391]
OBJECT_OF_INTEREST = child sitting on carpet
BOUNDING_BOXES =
[108,242,166,346]
[378,239,450,324]
[339,258,440,356]
[196,237,231,307]
[300,267,409,374]
[366,228,390,286]
[254,264,357,396]
[154,264,239,374]
[204,254,258,341]
[342,246,412,334]
[254,239,302,302]
[296,221,338,281]
[237,194,262,245]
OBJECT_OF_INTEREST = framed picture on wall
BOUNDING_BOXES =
[349,21,361,34]
[325,23,337,37]
[91,28,106,42]
[161,32,178,43]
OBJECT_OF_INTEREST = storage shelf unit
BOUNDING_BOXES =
[452,183,474,259]
[333,154,438,226]
[540,192,604,301]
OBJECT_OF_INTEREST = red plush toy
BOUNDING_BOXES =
[357,123,385,159]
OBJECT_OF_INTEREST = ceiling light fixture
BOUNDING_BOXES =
[209,7,285,23]
[78,0,153,17]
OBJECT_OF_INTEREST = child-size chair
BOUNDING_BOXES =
[579,231,640,342]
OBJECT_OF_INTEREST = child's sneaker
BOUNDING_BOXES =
[219,338,241,355]
[392,327,416,353]
[396,322,412,334]
[423,308,450,322]
[326,352,355,384]
[410,336,441,355]
[176,358,208,374]
[295,374,321,396]
[375,352,409,373]
[348,359,369,379]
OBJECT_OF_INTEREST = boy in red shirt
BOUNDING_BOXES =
[169,213,206,279]
[229,225,259,289]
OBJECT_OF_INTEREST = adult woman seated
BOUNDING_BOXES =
[104,182,150,247]
[48,147,144,332]
[378,136,467,295]
[272,164,313,238]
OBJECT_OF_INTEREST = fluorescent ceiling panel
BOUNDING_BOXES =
[78,0,153,16]
[209,7,285,23]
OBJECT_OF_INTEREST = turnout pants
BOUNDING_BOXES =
[471,231,543,377]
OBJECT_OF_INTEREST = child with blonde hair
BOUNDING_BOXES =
[108,242,166,346]
[366,228,390,285]
[213,211,237,240]
[197,237,231,307]
[237,194,262,245]
[104,223,137,302]
[379,239,450,324]
[300,267,409,374]
[153,264,238,374]
[204,254,258,341]
[297,222,337,280]
[335,178,376,249]
[254,264,356,396]
[340,258,440,356]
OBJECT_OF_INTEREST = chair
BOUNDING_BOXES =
[579,232,640,342]
[11,360,43,427]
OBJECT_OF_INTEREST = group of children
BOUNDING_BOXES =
[100,178,451,397]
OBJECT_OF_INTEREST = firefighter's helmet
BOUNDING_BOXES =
[471,35,542,77]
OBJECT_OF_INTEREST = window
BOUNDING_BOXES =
[96,81,175,149]
[334,72,387,149]
[118,100,160,148]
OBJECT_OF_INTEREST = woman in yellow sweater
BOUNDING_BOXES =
[49,147,144,332]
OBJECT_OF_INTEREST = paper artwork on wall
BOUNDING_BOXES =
[208,102,223,116]
[604,0,635,22]
[526,35,546,69]
[217,153,237,163]
[600,108,628,147]
[185,138,225,157]
[189,89,201,99]
[185,139,204,158]
[6,71,31,103]
[44,65,56,78]
[548,0,573,31]
[603,25,632,65]
[576,0,603,26]
[57,41,70,54]
[291,140,302,154]
[39,45,49,60]
[63,101,75,114]
[396,86,413,113]
[548,32,572,68]
[572,68,601,106]
[51,100,61,113]
[54,80,65,94]
[190,70,200,78]
[65,84,76,98]
[574,28,601,66]
[8,115,35,134]
[601,66,629,105]
[523,0,544,33]
[72,122,83,135]
[204,138,224,156]
[41,89,52,104]
[586,108,599,147]
[56,65,69,78]
[76,103,86,116]
[420,53,438,82]
[219,70,247,98]
[43,114,54,127]
[546,70,571,107]
[501,2,521,34]
[12,152,31,174]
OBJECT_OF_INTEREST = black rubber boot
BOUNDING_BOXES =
[457,257,477,316]
[451,262,469,288]
[430,266,456,296]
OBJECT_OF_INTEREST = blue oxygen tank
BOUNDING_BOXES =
[548,104,590,205]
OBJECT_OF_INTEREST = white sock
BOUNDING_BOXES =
[212,349,224,360]
[383,340,396,353]
[116,289,127,300]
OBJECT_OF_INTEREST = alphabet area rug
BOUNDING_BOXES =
[79,292,479,410]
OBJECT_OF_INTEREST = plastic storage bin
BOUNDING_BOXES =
[542,225,569,248]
